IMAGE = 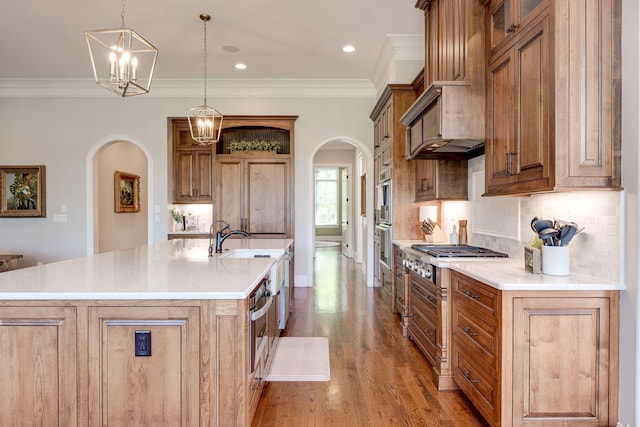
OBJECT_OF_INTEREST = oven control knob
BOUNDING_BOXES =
[424,269,432,279]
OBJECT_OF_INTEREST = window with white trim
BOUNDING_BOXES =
[315,167,339,226]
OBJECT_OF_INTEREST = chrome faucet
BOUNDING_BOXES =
[208,221,250,256]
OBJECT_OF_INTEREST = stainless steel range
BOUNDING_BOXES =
[403,244,507,282]
[411,244,509,258]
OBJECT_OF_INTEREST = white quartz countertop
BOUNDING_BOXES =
[393,240,623,291]
[0,238,293,300]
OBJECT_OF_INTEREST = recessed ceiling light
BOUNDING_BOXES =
[342,45,356,53]
[235,63,247,70]
[223,45,240,53]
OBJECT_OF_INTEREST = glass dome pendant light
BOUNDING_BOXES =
[187,14,223,145]
[85,0,158,97]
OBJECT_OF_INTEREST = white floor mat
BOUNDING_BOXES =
[265,337,330,381]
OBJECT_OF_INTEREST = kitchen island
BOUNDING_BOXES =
[393,241,622,427]
[0,238,292,426]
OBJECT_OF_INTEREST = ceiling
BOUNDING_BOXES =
[0,0,423,81]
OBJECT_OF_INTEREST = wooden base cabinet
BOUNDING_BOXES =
[451,271,619,427]
[0,295,271,427]
[0,306,77,426]
[88,306,201,426]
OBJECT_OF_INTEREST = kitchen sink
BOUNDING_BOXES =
[218,249,285,259]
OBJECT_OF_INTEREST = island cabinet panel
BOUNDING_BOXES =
[87,306,201,427]
[0,306,77,426]
[450,271,619,427]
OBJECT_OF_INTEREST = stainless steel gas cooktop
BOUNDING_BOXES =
[410,244,509,258]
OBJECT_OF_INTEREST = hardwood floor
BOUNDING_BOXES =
[252,247,489,427]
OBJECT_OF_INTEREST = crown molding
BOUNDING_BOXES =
[0,78,377,99]
[370,34,424,94]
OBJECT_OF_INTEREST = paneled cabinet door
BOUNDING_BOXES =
[488,0,546,55]
[171,118,214,203]
[174,149,213,203]
[415,159,468,202]
[485,17,551,195]
[511,296,615,426]
[0,307,77,426]
[87,306,200,427]
[217,157,291,237]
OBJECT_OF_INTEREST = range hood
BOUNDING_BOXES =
[400,83,485,160]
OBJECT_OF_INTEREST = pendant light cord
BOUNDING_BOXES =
[120,0,126,28]
[202,15,208,106]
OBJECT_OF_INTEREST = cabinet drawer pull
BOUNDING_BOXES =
[462,325,479,337]
[506,24,517,33]
[463,290,480,300]
[463,371,479,384]
[424,328,434,337]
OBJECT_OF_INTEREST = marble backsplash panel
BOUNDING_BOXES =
[434,156,623,283]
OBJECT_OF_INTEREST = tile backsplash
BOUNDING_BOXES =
[168,204,213,232]
[434,156,622,283]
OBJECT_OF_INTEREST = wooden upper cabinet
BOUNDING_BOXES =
[171,118,213,203]
[484,0,621,196]
[553,0,621,189]
[488,0,546,55]
[415,159,468,202]
[485,16,551,194]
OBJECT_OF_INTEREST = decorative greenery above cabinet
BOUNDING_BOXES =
[216,116,295,156]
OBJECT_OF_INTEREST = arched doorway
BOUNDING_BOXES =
[307,136,374,287]
[85,135,154,255]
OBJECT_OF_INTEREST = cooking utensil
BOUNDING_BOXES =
[559,224,577,246]
[538,227,559,246]
[533,219,554,233]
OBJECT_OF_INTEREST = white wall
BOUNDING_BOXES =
[97,141,148,253]
[0,94,374,286]
[620,0,639,424]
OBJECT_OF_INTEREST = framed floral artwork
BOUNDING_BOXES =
[0,165,46,217]
[115,171,140,213]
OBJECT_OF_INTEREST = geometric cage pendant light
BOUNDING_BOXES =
[187,14,223,145]
[85,0,158,97]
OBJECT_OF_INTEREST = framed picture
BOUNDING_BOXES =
[0,165,46,217]
[115,171,140,213]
